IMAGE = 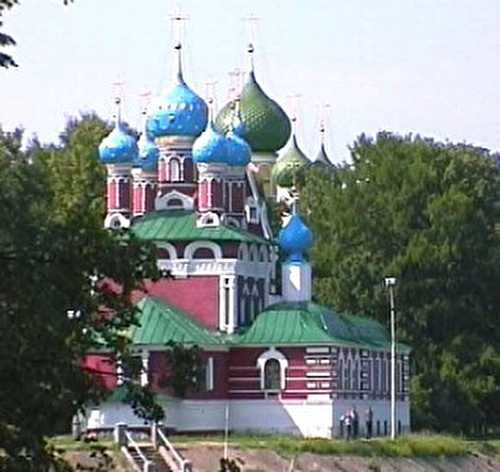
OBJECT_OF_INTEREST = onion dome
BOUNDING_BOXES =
[225,130,251,167]
[146,43,208,139]
[311,123,333,169]
[279,212,313,262]
[134,131,159,172]
[192,122,228,164]
[271,134,311,188]
[215,44,291,152]
[99,107,138,165]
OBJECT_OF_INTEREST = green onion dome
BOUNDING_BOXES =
[271,134,311,188]
[310,142,332,170]
[216,71,291,153]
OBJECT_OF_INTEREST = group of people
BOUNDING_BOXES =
[340,406,373,440]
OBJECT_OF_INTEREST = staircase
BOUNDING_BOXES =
[127,442,171,472]
[114,423,192,472]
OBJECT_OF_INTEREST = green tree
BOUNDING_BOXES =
[0,117,159,471]
[300,132,500,433]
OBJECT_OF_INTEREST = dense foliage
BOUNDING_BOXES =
[0,116,159,471]
[300,132,500,434]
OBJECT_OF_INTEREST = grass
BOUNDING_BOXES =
[170,432,500,458]
[49,432,500,459]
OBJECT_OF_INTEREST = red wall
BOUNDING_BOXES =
[83,354,117,390]
[140,276,219,329]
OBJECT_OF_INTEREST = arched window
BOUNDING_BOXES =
[257,348,288,391]
[264,359,281,390]
[166,198,183,208]
[169,159,181,182]
[192,247,216,259]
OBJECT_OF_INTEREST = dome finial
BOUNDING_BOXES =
[169,6,189,84]
[174,41,184,84]
[247,42,255,73]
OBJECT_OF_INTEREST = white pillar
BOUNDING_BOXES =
[282,261,311,302]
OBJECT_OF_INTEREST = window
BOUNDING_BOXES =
[198,357,215,392]
[169,159,181,182]
[167,198,183,208]
[192,247,216,259]
[264,359,281,390]
[257,348,288,391]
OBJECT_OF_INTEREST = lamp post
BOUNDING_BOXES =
[384,276,397,440]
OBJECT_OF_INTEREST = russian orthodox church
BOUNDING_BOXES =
[84,36,411,439]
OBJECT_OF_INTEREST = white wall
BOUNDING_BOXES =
[84,397,410,439]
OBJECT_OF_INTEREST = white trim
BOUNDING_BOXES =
[197,212,221,228]
[155,190,194,211]
[206,357,214,392]
[257,348,289,390]
[156,242,178,260]
[185,241,222,260]
[104,212,130,230]
[141,351,149,387]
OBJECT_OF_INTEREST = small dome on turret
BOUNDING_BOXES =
[192,122,228,164]
[99,115,138,165]
[134,131,159,172]
[279,212,313,262]
[225,130,251,167]
[271,134,311,188]
[310,122,333,170]
[146,43,208,139]
[216,44,291,153]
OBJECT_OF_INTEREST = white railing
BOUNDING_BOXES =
[156,427,192,472]
[125,431,153,472]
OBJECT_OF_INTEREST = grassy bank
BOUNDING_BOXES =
[171,432,500,458]
[49,432,500,459]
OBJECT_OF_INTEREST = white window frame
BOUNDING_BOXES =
[257,348,288,391]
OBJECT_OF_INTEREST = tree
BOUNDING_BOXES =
[300,132,500,433]
[0,0,72,68]
[0,116,159,471]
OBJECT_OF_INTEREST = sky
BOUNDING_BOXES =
[0,0,500,163]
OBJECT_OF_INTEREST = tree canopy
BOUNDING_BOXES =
[0,115,160,471]
[300,132,500,433]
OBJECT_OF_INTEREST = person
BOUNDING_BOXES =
[351,406,359,438]
[365,406,373,439]
[344,410,352,440]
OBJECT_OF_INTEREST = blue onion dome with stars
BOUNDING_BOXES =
[192,121,229,164]
[278,211,313,263]
[225,130,251,167]
[146,43,208,139]
[99,101,138,165]
[134,130,159,172]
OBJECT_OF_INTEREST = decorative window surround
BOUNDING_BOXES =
[197,212,221,228]
[156,242,178,260]
[155,190,194,211]
[185,241,222,260]
[257,348,288,391]
[104,212,130,230]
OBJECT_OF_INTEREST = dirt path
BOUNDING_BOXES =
[178,443,500,472]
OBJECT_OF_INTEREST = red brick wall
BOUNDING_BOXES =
[83,354,117,390]
[140,276,219,329]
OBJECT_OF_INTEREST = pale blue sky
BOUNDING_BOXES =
[0,0,499,163]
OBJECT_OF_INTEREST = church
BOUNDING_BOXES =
[83,33,411,439]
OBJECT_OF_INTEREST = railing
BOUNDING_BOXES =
[156,426,192,472]
[122,428,153,472]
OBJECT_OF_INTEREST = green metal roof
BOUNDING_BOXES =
[130,210,270,245]
[235,301,411,353]
[216,71,291,153]
[130,297,223,346]
[271,135,311,188]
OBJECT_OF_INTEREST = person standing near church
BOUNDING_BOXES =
[365,406,373,439]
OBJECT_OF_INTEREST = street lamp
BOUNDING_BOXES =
[384,276,397,440]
